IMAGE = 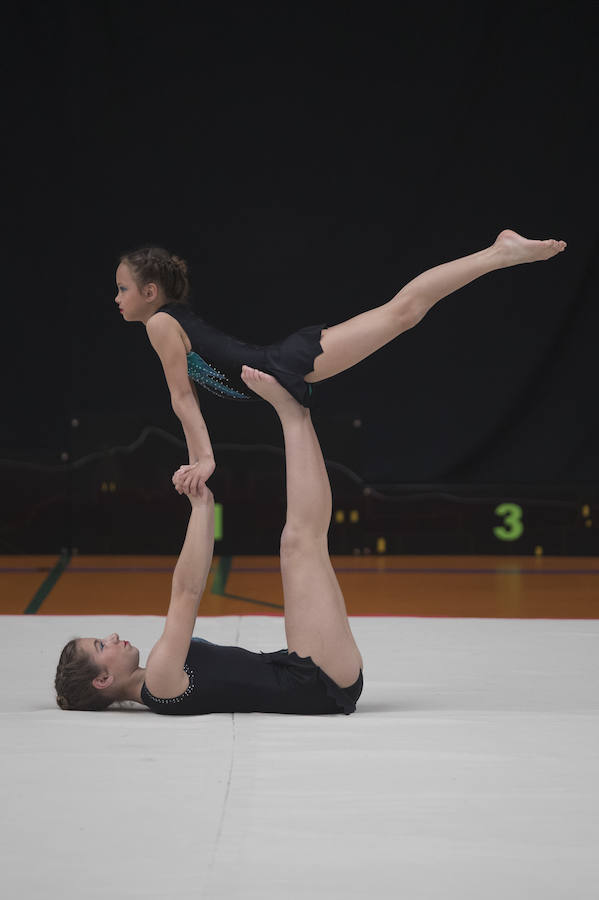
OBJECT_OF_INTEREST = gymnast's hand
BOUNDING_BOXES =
[172,456,215,497]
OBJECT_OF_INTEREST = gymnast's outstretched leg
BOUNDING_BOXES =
[241,365,363,688]
[305,229,567,383]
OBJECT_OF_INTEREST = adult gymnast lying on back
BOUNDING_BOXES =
[115,230,566,497]
[55,368,365,715]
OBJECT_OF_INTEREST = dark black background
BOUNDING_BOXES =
[3,0,598,553]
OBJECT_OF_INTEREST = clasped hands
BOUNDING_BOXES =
[172,457,215,498]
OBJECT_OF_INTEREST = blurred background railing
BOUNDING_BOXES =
[2,417,596,556]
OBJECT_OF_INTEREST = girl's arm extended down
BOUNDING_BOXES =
[146,312,215,491]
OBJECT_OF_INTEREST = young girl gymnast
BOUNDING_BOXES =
[55,368,364,715]
[115,230,566,496]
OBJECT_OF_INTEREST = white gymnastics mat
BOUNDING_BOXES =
[1,614,598,900]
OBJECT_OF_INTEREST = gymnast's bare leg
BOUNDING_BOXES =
[305,229,567,382]
[241,365,363,688]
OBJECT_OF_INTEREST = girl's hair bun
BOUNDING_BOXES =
[120,247,190,303]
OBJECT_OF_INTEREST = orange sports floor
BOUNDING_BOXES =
[2,554,598,618]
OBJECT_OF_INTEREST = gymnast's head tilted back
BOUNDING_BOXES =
[55,633,141,711]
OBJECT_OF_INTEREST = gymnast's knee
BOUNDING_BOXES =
[389,288,424,330]
[280,524,327,558]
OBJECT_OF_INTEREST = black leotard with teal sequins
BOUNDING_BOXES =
[156,303,325,407]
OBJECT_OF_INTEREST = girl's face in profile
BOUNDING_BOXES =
[79,632,140,690]
[115,262,151,322]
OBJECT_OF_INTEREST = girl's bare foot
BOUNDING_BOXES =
[493,229,567,267]
[240,365,304,413]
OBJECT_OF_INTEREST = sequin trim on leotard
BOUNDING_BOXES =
[142,664,195,704]
[186,351,253,401]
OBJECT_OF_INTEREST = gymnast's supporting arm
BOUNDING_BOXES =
[171,388,215,472]
[144,486,215,698]
[146,311,216,492]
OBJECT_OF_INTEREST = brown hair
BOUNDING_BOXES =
[55,639,114,711]
[120,247,190,303]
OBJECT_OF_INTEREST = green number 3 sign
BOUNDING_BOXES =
[493,503,524,541]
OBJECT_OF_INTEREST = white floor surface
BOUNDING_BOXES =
[1,614,598,899]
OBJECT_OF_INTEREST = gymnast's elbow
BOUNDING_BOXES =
[171,388,199,419]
